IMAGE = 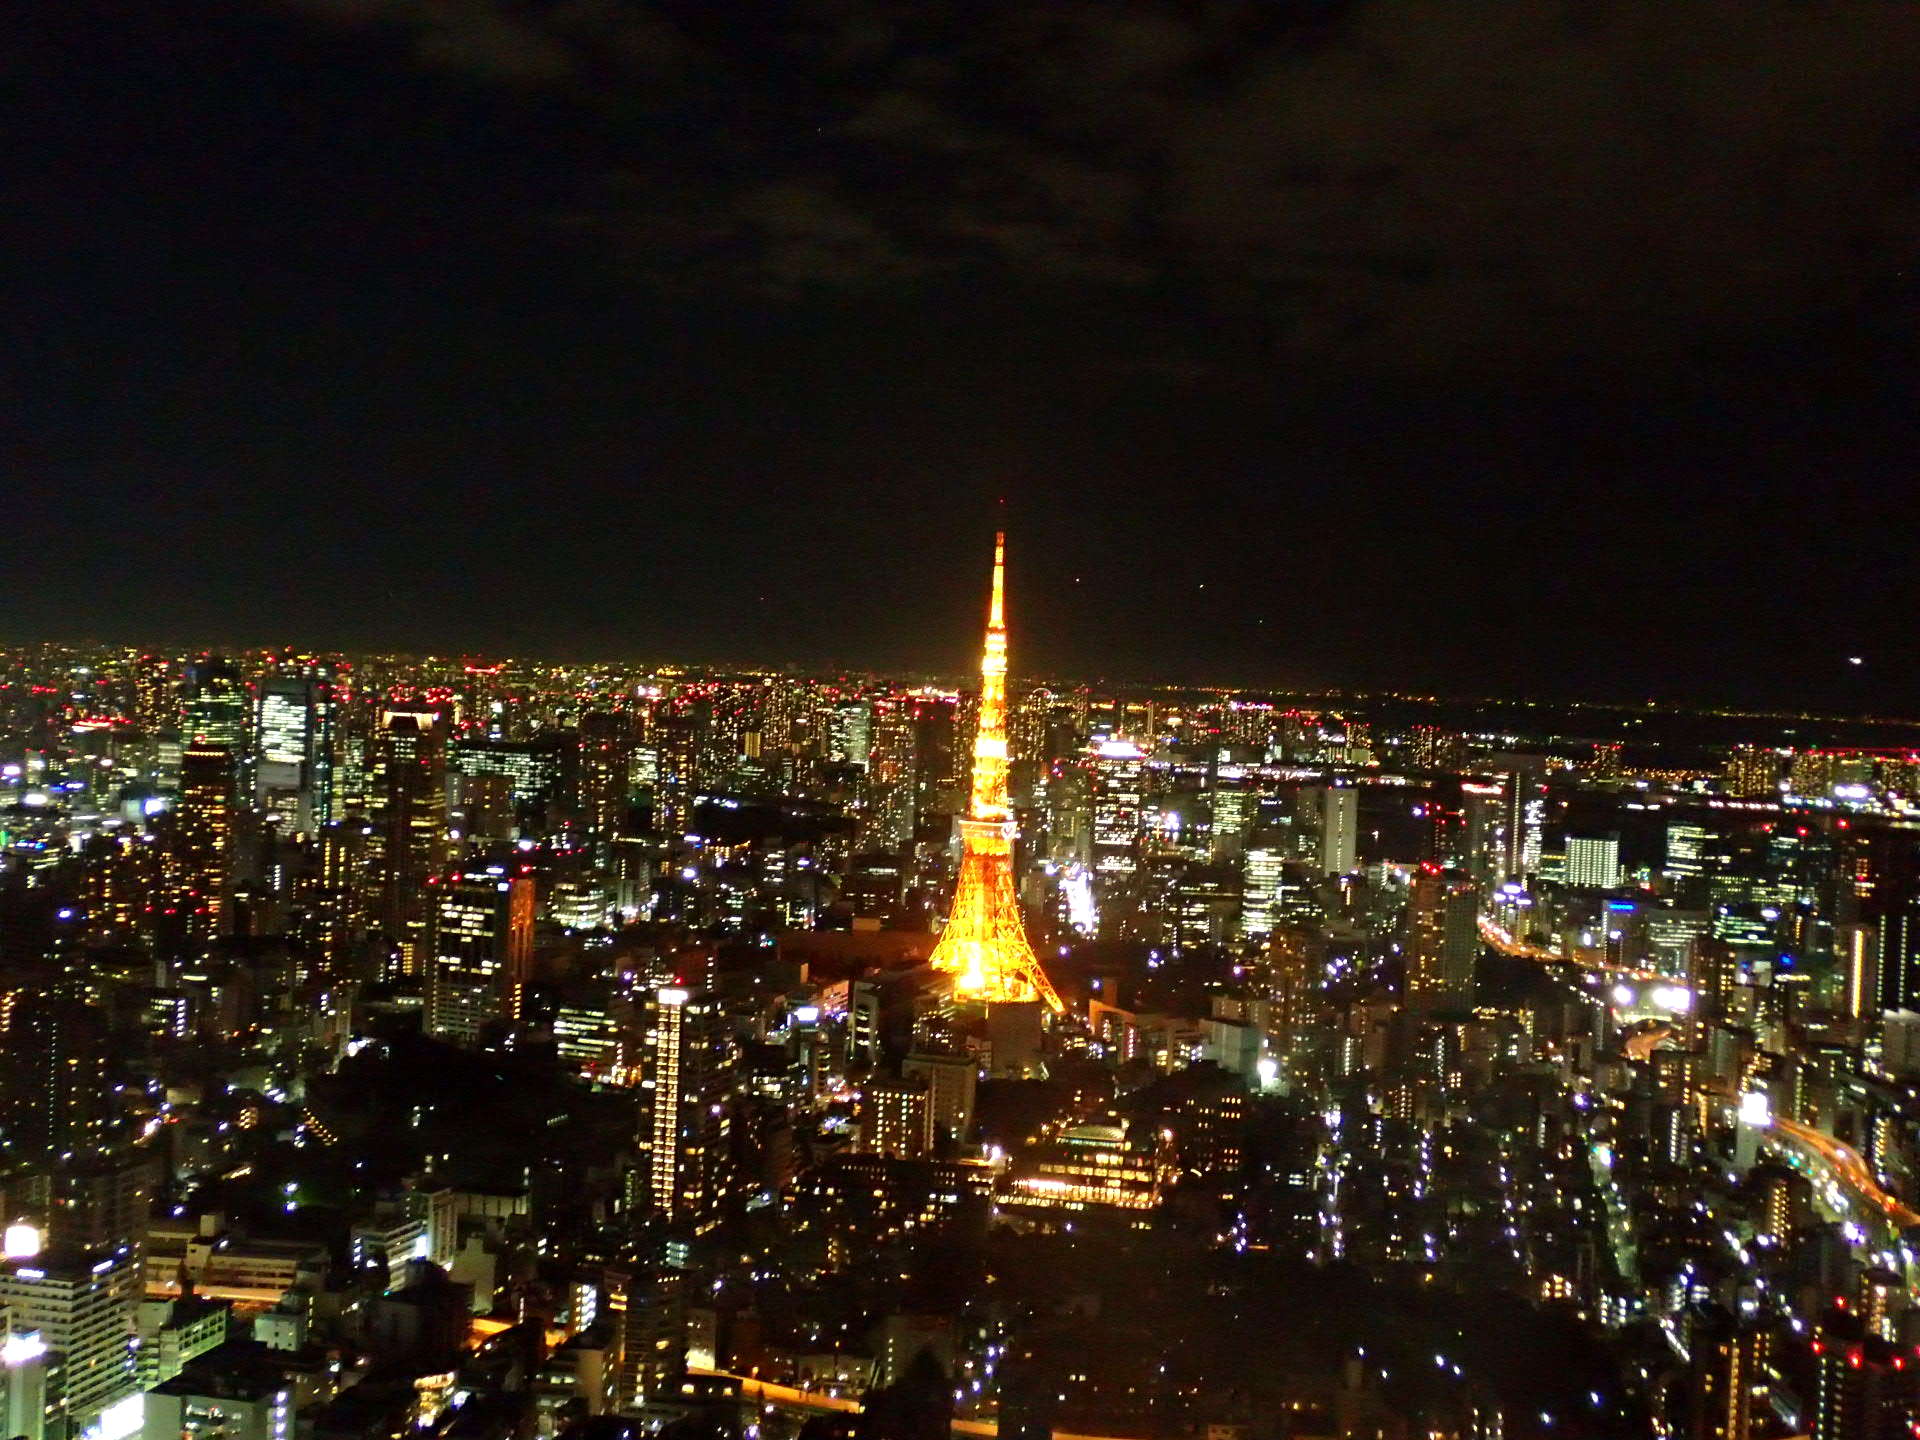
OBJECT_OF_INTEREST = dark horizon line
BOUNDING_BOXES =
[8,627,1920,732]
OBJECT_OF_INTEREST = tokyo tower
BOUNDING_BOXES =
[928,532,1064,1011]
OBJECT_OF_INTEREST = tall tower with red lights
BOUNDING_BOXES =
[928,533,1064,1011]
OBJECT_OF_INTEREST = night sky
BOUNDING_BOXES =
[5,2,1919,709]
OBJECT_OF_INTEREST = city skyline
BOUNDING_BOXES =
[6,6,1920,1440]
[8,568,1920,1440]
[8,632,1920,730]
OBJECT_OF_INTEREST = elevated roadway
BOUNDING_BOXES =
[691,1369,1136,1440]
[1767,1116,1920,1230]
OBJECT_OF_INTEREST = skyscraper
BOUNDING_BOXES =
[1501,765,1547,883]
[1665,822,1710,881]
[825,701,872,768]
[1809,1310,1913,1440]
[1267,923,1322,1078]
[1837,922,1878,1020]
[577,711,633,846]
[177,744,236,943]
[183,657,248,753]
[373,709,449,978]
[1318,785,1358,877]
[927,533,1063,1011]
[858,700,917,852]
[1239,846,1288,940]
[255,674,333,835]
[0,989,113,1161]
[1873,887,1920,1015]
[1409,725,1466,771]
[131,653,180,732]
[1405,866,1479,1013]
[1089,740,1147,881]
[1460,781,1504,885]
[1209,781,1256,862]
[427,867,535,1044]
[1724,745,1779,799]
[652,711,700,836]
[638,987,735,1233]
[1566,834,1622,890]
[906,695,959,823]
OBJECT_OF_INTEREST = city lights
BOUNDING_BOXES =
[1,544,1918,1440]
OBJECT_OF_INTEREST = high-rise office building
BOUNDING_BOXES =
[427,868,536,1044]
[1405,866,1478,1013]
[0,991,113,1161]
[177,744,236,943]
[1566,834,1621,890]
[373,710,449,978]
[302,819,376,965]
[856,1077,929,1158]
[0,1251,137,1435]
[858,701,917,852]
[1208,782,1256,862]
[452,772,517,845]
[1267,924,1322,1076]
[604,1264,684,1412]
[1318,785,1358,877]
[825,701,872,768]
[183,658,248,753]
[578,712,633,845]
[638,988,735,1233]
[254,675,333,835]
[43,1152,156,1264]
[451,734,572,817]
[1665,822,1710,881]
[1724,745,1779,799]
[1500,766,1547,883]
[907,696,959,822]
[1459,781,1504,884]
[1685,936,1741,1054]
[1090,740,1146,879]
[131,654,180,732]
[1008,684,1058,805]
[1873,886,1920,1015]
[1836,923,1878,1021]
[902,1051,976,1151]
[1409,725,1466,771]
[1239,847,1287,940]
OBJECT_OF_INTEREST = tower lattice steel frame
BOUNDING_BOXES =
[928,532,1064,1011]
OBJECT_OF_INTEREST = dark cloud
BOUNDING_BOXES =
[283,0,576,81]
[267,0,1920,381]
[1157,3,1920,372]
[6,0,1920,706]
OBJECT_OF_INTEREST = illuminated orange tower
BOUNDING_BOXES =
[929,532,1064,1011]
